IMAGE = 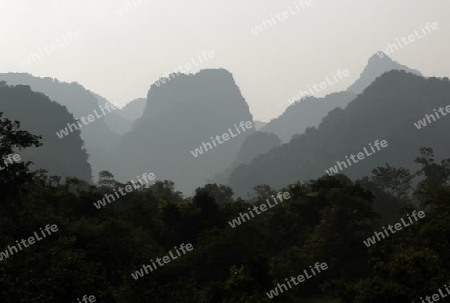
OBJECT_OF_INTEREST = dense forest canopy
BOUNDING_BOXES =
[0,107,449,302]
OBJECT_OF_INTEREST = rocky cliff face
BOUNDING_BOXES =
[111,69,255,194]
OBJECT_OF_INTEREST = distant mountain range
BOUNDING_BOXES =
[227,71,450,197]
[261,53,423,143]
[209,53,425,193]
[0,54,439,196]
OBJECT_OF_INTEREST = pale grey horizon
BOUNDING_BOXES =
[0,0,449,122]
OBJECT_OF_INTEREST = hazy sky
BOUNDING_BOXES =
[1,0,449,122]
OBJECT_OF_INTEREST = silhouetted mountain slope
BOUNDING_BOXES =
[347,53,423,94]
[253,120,267,130]
[110,69,254,194]
[94,93,133,135]
[0,82,91,181]
[0,73,118,178]
[210,131,281,184]
[119,98,146,121]
[234,131,281,165]
[228,71,450,197]
[261,92,356,143]
[261,54,421,143]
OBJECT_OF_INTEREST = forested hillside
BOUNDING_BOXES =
[0,73,118,178]
[0,82,91,181]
